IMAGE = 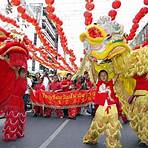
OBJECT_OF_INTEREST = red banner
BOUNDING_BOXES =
[30,89,96,109]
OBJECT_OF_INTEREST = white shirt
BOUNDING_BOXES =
[43,77,49,91]
[25,77,32,94]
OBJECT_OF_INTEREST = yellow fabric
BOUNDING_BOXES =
[83,104,122,148]
[119,76,136,96]
[91,41,130,60]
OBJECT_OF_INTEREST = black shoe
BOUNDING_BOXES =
[68,117,76,120]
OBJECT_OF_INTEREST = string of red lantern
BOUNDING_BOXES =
[24,36,67,70]
[108,0,121,20]
[45,0,78,71]
[14,4,75,73]
[126,7,148,41]
[0,6,71,71]
[0,13,19,28]
[83,0,95,26]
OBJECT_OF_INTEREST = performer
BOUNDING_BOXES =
[83,70,122,148]
[0,27,28,141]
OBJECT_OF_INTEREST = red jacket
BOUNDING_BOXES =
[61,80,73,92]
[34,83,45,91]
[49,81,61,91]
[94,80,119,106]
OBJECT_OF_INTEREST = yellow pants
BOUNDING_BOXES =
[83,104,122,148]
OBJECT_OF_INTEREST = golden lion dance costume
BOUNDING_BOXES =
[78,16,148,146]
[0,27,28,141]
[83,80,122,148]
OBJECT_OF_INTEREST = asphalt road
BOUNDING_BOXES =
[0,114,147,148]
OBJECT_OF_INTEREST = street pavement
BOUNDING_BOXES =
[0,114,147,148]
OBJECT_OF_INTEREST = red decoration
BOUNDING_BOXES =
[132,23,139,29]
[144,0,148,5]
[85,0,93,2]
[17,6,25,14]
[108,10,117,19]
[11,0,20,6]
[85,3,95,11]
[84,11,92,17]
[112,0,121,9]
[45,0,54,5]
[46,6,55,13]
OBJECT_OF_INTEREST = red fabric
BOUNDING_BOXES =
[134,74,148,90]
[44,108,64,118]
[86,79,93,88]
[0,60,16,111]
[6,76,27,112]
[34,83,45,91]
[3,111,26,141]
[94,80,118,105]
[0,41,28,55]
[76,83,82,90]
[61,80,73,91]
[9,53,27,70]
[49,81,61,91]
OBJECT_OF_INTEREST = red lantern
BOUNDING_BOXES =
[46,6,55,13]
[132,23,139,29]
[11,0,20,6]
[112,0,121,9]
[144,0,148,5]
[85,0,93,2]
[85,3,95,11]
[108,10,117,19]
[17,6,25,14]
[84,11,92,17]
[21,13,28,20]
[45,0,54,5]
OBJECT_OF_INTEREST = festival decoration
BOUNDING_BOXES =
[30,89,95,109]
[14,5,75,73]
[0,13,19,28]
[45,1,78,71]
[144,0,148,5]
[84,0,95,26]
[112,0,121,9]
[108,0,121,20]
[127,7,148,41]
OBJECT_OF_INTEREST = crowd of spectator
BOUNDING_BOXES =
[23,71,94,120]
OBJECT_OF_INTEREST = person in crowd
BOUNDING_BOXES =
[44,75,64,118]
[23,71,32,112]
[83,70,122,148]
[33,73,45,117]
[83,71,93,89]
[42,71,51,91]
[61,73,78,119]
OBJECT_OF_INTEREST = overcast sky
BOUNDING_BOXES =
[19,0,148,65]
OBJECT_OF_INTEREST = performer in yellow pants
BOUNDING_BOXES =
[83,104,122,148]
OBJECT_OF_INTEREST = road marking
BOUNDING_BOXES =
[38,119,70,148]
